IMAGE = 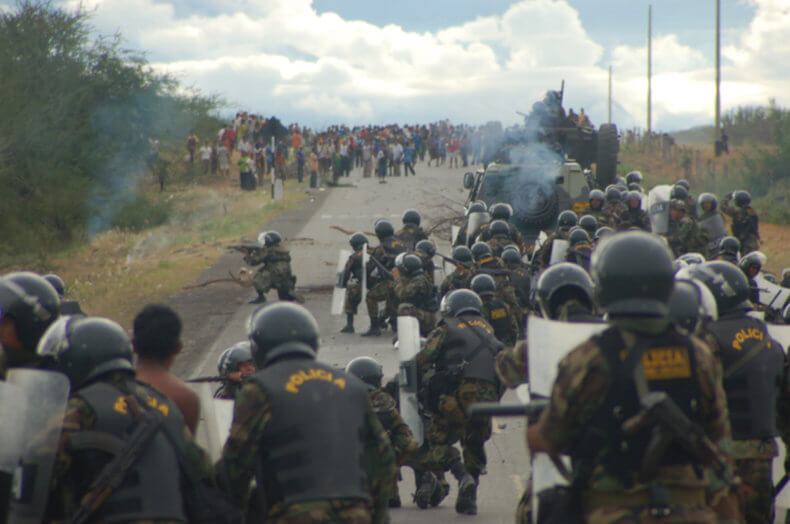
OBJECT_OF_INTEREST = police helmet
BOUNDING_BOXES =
[589,189,605,205]
[471,242,492,261]
[400,254,424,277]
[605,186,622,203]
[452,245,473,264]
[257,232,267,246]
[501,248,522,266]
[625,191,642,207]
[470,274,497,297]
[415,239,436,258]
[670,199,687,213]
[557,210,578,230]
[349,232,369,251]
[627,183,643,193]
[345,356,383,389]
[615,176,627,186]
[593,226,614,242]
[465,201,488,216]
[536,262,594,319]
[718,236,740,257]
[578,215,598,235]
[264,231,282,247]
[697,193,718,212]
[673,259,689,274]
[489,220,510,238]
[0,272,61,350]
[764,272,778,284]
[783,303,790,325]
[678,253,705,266]
[668,279,718,335]
[687,261,752,315]
[782,268,790,288]
[490,203,513,221]
[37,316,134,389]
[625,171,643,185]
[402,209,421,226]
[568,228,591,248]
[591,231,675,317]
[738,251,765,278]
[43,274,66,298]
[374,219,395,239]
[441,289,483,317]
[247,302,319,367]
[734,190,751,207]
[217,341,254,376]
[675,179,690,190]
[670,184,689,201]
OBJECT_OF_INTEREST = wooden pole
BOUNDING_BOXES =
[608,65,613,124]
[647,4,653,135]
[714,0,721,139]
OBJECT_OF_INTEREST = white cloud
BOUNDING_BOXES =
[42,0,790,129]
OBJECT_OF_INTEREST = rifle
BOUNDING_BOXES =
[70,397,163,524]
[368,255,394,280]
[622,391,732,481]
[187,376,231,383]
[436,252,472,270]
[467,400,547,419]
[227,243,262,256]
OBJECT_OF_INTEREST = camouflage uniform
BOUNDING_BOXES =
[395,224,428,251]
[602,202,627,229]
[343,251,364,315]
[439,265,473,299]
[480,295,521,346]
[247,245,296,301]
[478,225,525,254]
[722,198,760,254]
[586,207,612,228]
[214,380,242,400]
[534,319,734,524]
[666,216,704,258]
[474,256,521,319]
[617,208,651,231]
[47,372,214,523]
[534,231,568,269]
[416,251,436,285]
[394,272,436,336]
[495,339,528,389]
[416,320,500,479]
[366,239,404,327]
[216,379,396,523]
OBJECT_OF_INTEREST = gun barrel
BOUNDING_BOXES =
[467,400,547,418]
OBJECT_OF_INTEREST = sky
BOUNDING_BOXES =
[12,0,789,130]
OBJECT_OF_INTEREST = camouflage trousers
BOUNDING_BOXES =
[426,379,498,477]
[254,268,295,300]
[267,499,373,524]
[735,458,773,524]
[396,304,436,336]
[585,505,716,523]
[344,280,362,315]
[366,281,396,322]
[739,234,760,255]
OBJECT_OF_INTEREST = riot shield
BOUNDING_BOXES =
[647,184,672,234]
[273,178,284,201]
[527,315,607,396]
[7,369,70,524]
[548,239,569,266]
[451,225,460,246]
[698,213,727,249]
[769,325,790,354]
[466,211,490,245]
[397,316,424,445]
[0,382,27,521]
[755,273,790,313]
[331,249,352,316]
[191,383,234,463]
[361,243,368,308]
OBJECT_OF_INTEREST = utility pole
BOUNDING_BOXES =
[647,4,653,135]
[608,65,613,124]
[714,0,721,138]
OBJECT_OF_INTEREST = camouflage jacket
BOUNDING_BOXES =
[395,224,428,251]
[722,199,760,240]
[439,266,472,298]
[369,388,418,464]
[342,250,364,286]
[394,273,435,311]
[616,208,651,231]
[601,202,627,228]
[666,217,703,257]
[246,245,292,274]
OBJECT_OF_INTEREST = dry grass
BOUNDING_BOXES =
[16,177,308,328]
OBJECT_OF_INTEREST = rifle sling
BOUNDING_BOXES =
[723,338,770,380]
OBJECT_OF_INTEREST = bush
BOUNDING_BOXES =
[111,194,172,232]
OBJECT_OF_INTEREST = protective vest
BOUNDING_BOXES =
[250,346,371,506]
[575,327,702,488]
[376,238,405,269]
[396,225,425,251]
[482,298,515,344]
[707,313,783,440]
[265,246,291,265]
[344,252,364,284]
[439,314,504,383]
[732,209,758,238]
[73,381,186,522]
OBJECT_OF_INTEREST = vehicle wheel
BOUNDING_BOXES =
[512,180,558,231]
[595,123,619,188]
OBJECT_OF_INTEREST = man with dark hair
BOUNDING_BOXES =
[133,304,200,434]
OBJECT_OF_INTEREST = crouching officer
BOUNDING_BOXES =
[40,316,219,523]
[417,289,504,515]
[217,302,396,523]
[527,232,737,523]
[248,231,298,304]
[689,261,785,524]
[346,357,440,510]
[215,341,256,399]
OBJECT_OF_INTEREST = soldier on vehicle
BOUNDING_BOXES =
[0,272,60,379]
[533,210,578,269]
[44,273,85,315]
[396,209,428,251]
[417,289,504,515]
[471,273,521,346]
[439,245,475,298]
[715,236,741,265]
[394,254,437,336]
[617,190,650,231]
[41,316,220,523]
[722,190,761,253]
[340,232,369,334]
[689,261,786,524]
[214,342,256,400]
[527,232,738,523]
[363,219,405,337]
[345,356,441,510]
[247,231,298,304]
[415,239,437,285]
[217,303,396,522]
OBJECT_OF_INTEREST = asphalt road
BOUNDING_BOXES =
[183,162,531,523]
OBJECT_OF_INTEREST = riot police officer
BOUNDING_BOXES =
[534,210,578,268]
[341,232,369,333]
[454,201,488,247]
[485,219,515,257]
[217,303,396,522]
[247,231,298,304]
[501,247,531,311]
[471,273,520,346]
[40,316,218,523]
[689,261,785,524]
[565,227,593,270]
[715,236,741,265]
[602,186,627,227]
[625,170,643,186]
[215,341,256,399]
[723,190,760,253]
[417,290,504,515]
[415,239,437,285]
[527,232,735,522]
[675,179,698,218]
[617,191,650,231]
[666,199,706,257]
[578,214,598,237]
[394,254,437,336]
[738,251,764,306]
[43,273,85,315]
[586,189,609,226]
[439,245,474,298]
[396,209,428,251]
[477,203,525,250]
[471,242,521,318]
[0,272,61,379]
[364,220,405,336]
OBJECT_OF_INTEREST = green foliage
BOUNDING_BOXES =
[110,194,172,231]
[0,1,223,256]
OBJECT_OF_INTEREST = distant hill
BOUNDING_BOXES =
[671,126,715,147]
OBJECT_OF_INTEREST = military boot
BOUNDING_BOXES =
[414,471,439,509]
[360,317,381,337]
[450,462,477,515]
[248,294,266,305]
[340,313,354,333]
